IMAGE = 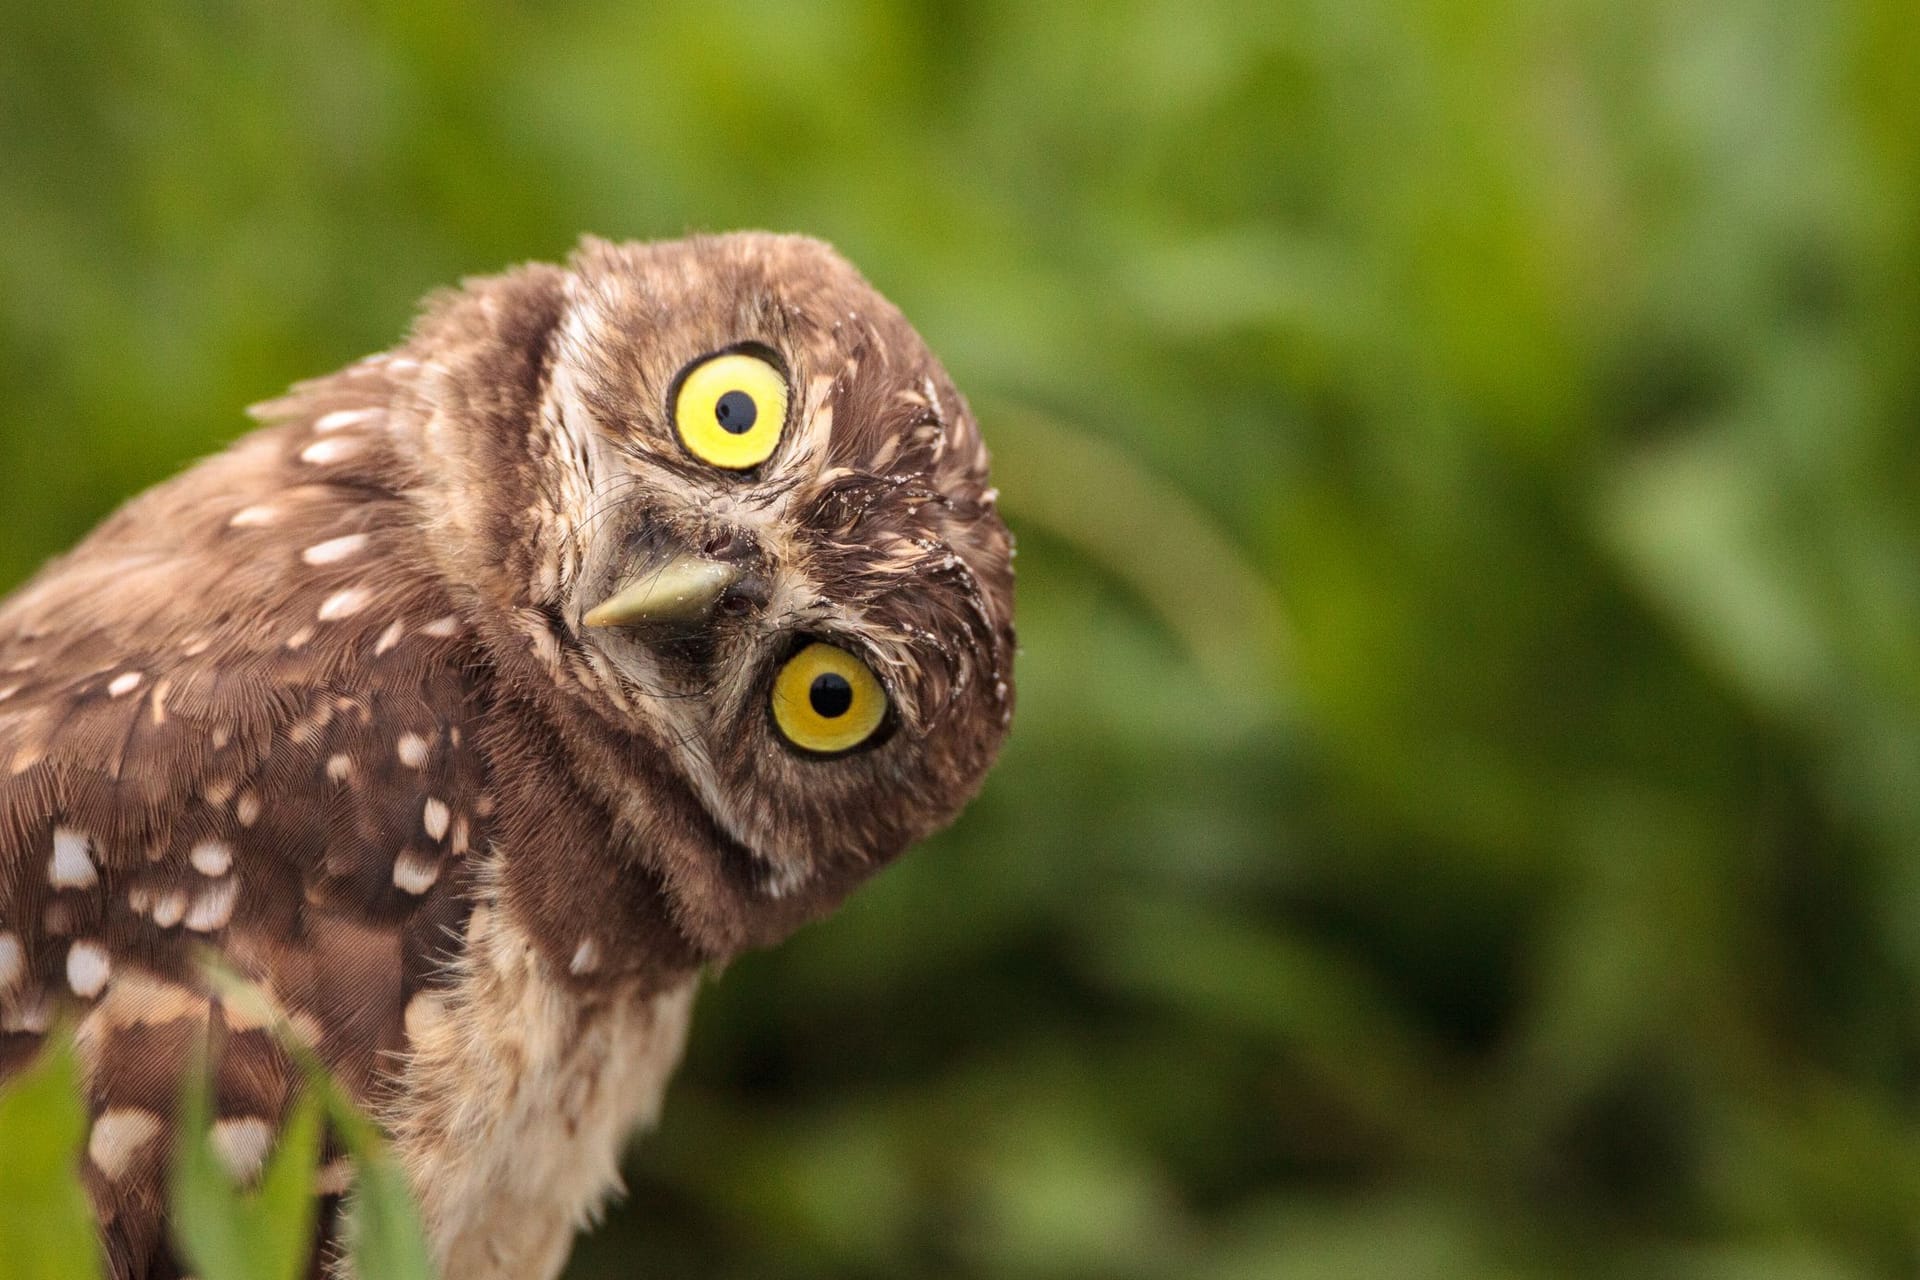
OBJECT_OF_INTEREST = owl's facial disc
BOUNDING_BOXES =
[520,233,1014,909]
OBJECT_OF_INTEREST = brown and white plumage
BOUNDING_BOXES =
[0,234,1015,1279]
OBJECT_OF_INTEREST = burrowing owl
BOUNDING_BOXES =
[0,234,1015,1279]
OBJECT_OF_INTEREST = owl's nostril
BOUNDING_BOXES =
[701,530,755,562]
[697,531,767,617]
[716,572,772,617]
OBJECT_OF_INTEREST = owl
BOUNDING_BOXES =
[0,234,1015,1279]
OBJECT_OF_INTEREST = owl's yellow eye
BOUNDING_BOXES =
[771,642,888,755]
[672,351,788,470]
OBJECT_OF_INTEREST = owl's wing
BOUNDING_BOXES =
[0,381,489,1278]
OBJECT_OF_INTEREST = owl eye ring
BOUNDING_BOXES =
[671,349,789,470]
[771,642,889,755]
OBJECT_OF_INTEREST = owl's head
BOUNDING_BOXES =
[401,234,1013,952]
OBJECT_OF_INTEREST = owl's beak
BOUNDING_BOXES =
[583,554,744,628]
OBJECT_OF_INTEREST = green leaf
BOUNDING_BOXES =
[322,1084,436,1280]
[0,1033,104,1280]
[169,1041,323,1280]
[192,954,435,1280]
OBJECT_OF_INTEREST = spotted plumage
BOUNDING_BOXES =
[0,234,1015,1279]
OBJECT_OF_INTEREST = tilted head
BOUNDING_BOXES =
[391,234,1014,959]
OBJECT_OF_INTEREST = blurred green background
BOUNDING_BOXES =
[4,1,1919,1276]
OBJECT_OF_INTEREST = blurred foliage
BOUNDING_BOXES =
[2,0,1919,1277]
[0,1034,103,1280]
[0,1016,432,1280]
[171,1066,327,1280]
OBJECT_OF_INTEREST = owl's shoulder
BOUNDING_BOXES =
[0,372,518,1275]
[0,374,491,1066]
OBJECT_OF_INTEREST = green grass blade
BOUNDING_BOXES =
[196,953,435,1280]
[168,1041,322,1280]
[322,1083,436,1280]
[0,1033,104,1280]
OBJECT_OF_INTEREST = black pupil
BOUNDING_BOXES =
[809,672,854,719]
[714,390,757,435]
